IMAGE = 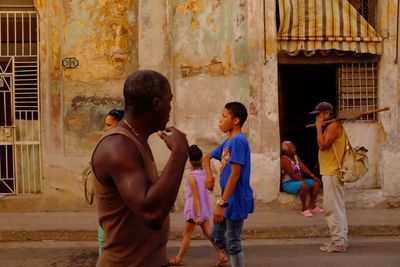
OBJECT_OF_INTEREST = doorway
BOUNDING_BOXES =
[278,64,337,174]
[0,5,41,195]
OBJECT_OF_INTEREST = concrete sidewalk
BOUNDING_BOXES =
[0,208,399,242]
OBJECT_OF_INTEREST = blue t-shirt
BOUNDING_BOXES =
[211,132,254,220]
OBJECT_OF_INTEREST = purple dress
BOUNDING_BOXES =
[184,169,212,221]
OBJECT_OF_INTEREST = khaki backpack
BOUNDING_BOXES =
[333,132,368,183]
[82,162,95,206]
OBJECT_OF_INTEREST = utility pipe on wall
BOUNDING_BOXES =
[263,0,267,65]
[396,0,400,63]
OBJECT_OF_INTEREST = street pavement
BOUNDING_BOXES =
[0,237,399,267]
[0,208,399,241]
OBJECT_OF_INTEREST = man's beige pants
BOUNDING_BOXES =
[322,175,348,246]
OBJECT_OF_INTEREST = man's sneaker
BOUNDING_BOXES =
[319,243,347,253]
[323,241,349,249]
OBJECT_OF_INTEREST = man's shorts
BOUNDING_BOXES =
[282,179,314,194]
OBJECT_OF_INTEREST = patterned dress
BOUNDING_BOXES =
[281,155,302,183]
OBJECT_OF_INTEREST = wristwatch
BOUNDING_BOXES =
[217,198,228,207]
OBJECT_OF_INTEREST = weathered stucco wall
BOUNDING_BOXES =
[377,0,400,198]
[6,0,140,211]
[165,0,281,209]
[171,1,249,207]
[342,123,383,189]
[61,0,138,155]
[3,0,399,211]
[36,0,139,155]
[254,0,281,204]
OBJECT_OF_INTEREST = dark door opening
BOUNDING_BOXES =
[278,64,337,175]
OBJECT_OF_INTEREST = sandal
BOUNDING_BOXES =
[301,210,313,217]
[212,255,228,267]
[168,256,184,266]
[310,206,324,213]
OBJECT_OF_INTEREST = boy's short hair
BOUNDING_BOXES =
[225,102,248,127]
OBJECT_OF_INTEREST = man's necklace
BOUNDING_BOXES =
[122,119,154,162]
[122,119,140,137]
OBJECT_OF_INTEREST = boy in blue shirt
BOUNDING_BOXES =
[204,102,254,267]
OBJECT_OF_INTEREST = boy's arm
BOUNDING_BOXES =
[203,153,215,191]
[214,163,241,224]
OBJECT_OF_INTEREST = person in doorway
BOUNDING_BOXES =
[280,140,323,217]
[104,108,124,132]
[168,144,228,266]
[310,101,348,253]
[204,102,254,267]
[83,108,124,255]
[91,70,189,266]
[97,108,124,255]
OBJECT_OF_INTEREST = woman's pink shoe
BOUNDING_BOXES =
[301,210,313,217]
[310,207,324,213]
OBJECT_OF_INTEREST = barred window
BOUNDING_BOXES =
[338,62,378,121]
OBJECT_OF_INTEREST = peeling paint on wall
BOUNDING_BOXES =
[173,1,249,77]
[175,0,206,29]
[61,0,138,82]
[64,95,124,155]
[11,0,400,212]
[180,59,225,78]
[34,0,138,157]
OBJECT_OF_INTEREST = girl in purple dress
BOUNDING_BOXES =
[168,145,228,266]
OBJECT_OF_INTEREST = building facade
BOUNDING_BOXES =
[0,0,399,211]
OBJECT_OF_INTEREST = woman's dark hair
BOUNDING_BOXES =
[188,144,203,162]
[108,109,124,121]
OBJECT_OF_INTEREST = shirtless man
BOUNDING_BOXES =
[92,70,189,266]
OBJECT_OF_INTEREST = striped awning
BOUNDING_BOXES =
[277,0,382,55]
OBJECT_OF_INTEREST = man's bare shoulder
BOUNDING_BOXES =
[326,121,342,131]
[93,134,141,169]
[326,121,343,138]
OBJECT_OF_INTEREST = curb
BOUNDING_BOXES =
[0,231,97,242]
[1,225,399,242]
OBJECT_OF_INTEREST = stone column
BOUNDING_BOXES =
[247,0,280,204]
[35,0,64,156]
[138,0,173,169]
[377,0,400,197]
[138,0,172,79]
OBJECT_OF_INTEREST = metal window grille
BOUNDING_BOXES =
[0,11,38,57]
[0,8,41,195]
[338,62,378,121]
